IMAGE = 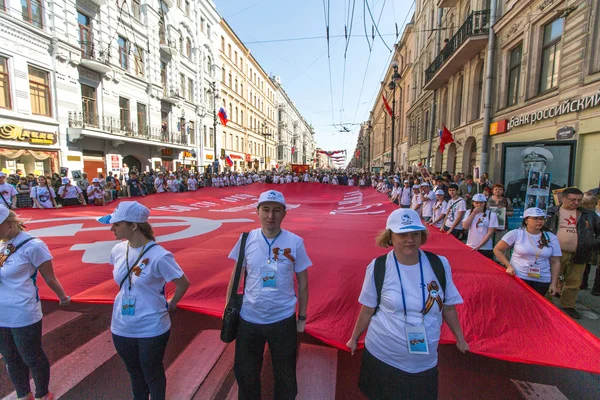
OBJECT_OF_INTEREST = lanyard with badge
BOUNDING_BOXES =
[119,242,157,315]
[261,231,282,291]
[526,232,545,279]
[0,237,35,282]
[393,251,430,355]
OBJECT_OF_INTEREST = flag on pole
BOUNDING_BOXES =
[291,146,296,155]
[382,94,393,117]
[225,155,234,167]
[218,107,228,126]
[438,125,454,154]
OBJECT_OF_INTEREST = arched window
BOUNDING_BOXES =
[440,87,448,126]
[179,37,184,53]
[454,76,463,128]
[206,56,212,75]
[185,38,192,58]
[235,106,238,123]
[472,62,484,120]
[240,110,244,127]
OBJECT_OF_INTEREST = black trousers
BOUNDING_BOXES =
[522,279,550,296]
[443,225,464,240]
[0,320,50,398]
[359,348,438,400]
[234,315,297,400]
[478,249,494,259]
[112,330,170,400]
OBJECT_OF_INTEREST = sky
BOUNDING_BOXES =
[213,0,414,166]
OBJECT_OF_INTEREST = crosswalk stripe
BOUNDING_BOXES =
[165,330,227,400]
[3,330,116,400]
[511,380,569,400]
[191,342,235,400]
[296,344,338,400]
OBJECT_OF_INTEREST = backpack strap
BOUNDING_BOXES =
[373,254,387,315]
[423,250,446,302]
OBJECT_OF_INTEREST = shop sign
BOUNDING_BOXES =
[266,157,271,163]
[161,148,174,157]
[508,92,600,130]
[556,126,575,140]
[206,154,214,160]
[67,155,81,162]
[230,154,243,160]
[245,154,251,162]
[110,155,120,170]
[182,151,195,158]
[490,120,508,136]
[0,124,57,145]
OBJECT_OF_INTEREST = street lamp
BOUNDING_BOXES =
[261,120,271,171]
[208,81,220,174]
[387,60,401,175]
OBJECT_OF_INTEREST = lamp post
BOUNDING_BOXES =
[261,120,271,171]
[209,81,220,175]
[387,61,402,175]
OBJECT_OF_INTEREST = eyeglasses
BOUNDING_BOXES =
[528,217,546,221]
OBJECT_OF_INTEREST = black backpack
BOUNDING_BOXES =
[374,251,447,314]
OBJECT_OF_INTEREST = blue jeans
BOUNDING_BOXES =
[0,320,50,398]
[113,330,171,400]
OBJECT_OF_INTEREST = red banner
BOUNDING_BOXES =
[18,185,600,374]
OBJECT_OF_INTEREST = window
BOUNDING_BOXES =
[137,103,147,133]
[472,62,484,119]
[235,136,239,151]
[234,78,238,93]
[240,83,243,98]
[206,57,211,75]
[133,45,144,77]
[209,127,214,147]
[22,0,43,28]
[204,126,208,147]
[228,44,232,59]
[221,36,225,52]
[222,68,225,83]
[507,45,522,107]
[78,12,92,58]
[422,111,429,143]
[188,121,195,145]
[28,66,51,116]
[539,18,563,92]
[185,38,191,58]
[0,57,11,109]
[81,84,96,125]
[185,0,189,16]
[241,138,244,153]
[118,36,128,70]
[201,17,205,33]
[240,110,244,127]
[235,106,238,123]
[228,72,232,87]
[180,73,185,97]
[160,60,167,87]
[119,97,130,130]
[454,76,463,127]
[179,37,184,53]
[187,78,193,102]
[132,0,141,20]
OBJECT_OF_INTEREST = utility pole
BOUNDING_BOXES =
[480,2,497,175]
[427,8,444,170]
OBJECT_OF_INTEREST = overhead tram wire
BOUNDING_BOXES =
[339,0,357,130]
[323,0,336,127]
[363,0,372,51]
[366,0,392,52]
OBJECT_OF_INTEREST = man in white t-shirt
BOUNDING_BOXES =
[399,180,412,208]
[0,172,18,209]
[227,190,312,400]
[154,172,167,193]
[57,177,86,206]
[420,183,436,222]
[410,185,422,214]
[462,193,499,258]
[442,184,467,239]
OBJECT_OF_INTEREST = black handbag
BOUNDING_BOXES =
[221,232,249,343]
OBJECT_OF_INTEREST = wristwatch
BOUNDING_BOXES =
[297,315,307,321]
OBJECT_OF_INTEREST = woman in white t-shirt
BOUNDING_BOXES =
[346,209,469,400]
[97,201,190,400]
[0,206,70,400]
[30,176,58,209]
[462,194,499,259]
[427,190,448,228]
[187,175,198,191]
[493,207,561,296]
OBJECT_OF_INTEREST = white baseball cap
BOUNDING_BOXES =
[403,180,409,183]
[412,185,420,190]
[435,190,445,196]
[97,201,150,224]
[257,190,286,209]
[472,193,487,202]
[420,182,430,187]
[0,205,9,224]
[92,178,100,183]
[386,209,427,234]
[61,177,70,184]
[0,172,5,178]
[523,207,546,218]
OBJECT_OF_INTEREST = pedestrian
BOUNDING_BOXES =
[544,188,600,318]
[427,190,448,229]
[0,171,18,209]
[462,193,499,259]
[126,171,145,197]
[226,190,311,400]
[346,209,469,400]
[441,184,467,239]
[57,177,86,206]
[0,205,71,400]
[410,185,422,214]
[493,207,561,296]
[399,180,412,209]
[30,176,58,209]
[97,201,190,400]
[16,177,33,208]
[87,178,105,205]
[154,172,167,193]
[580,192,600,295]
[420,183,435,223]
[77,173,91,204]
[458,174,478,209]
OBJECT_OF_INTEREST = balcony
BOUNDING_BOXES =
[424,10,490,91]
[89,0,107,6]
[161,87,180,104]
[437,0,458,8]
[80,41,112,74]
[161,0,174,8]
[159,32,178,57]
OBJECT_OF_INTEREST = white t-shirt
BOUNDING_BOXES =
[359,250,463,373]
[188,178,198,190]
[0,232,53,328]
[348,179,355,186]
[228,229,312,324]
[109,241,184,338]
[167,179,179,192]
[155,178,166,193]
[464,209,499,250]
[87,184,104,200]
[293,176,300,183]
[501,229,562,283]
[421,191,436,218]
[444,198,467,230]
[31,186,56,208]
[0,183,17,206]
[286,176,293,183]
[431,200,448,228]
[57,184,82,199]
[399,187,412,206]
[411,193,423,212]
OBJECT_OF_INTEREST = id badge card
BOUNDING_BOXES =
[261,264,277,291]
[527,265,541,279]
[121,296,136,316]
[405,324,429,355]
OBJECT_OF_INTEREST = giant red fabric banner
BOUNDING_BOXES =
[19,185,600,374]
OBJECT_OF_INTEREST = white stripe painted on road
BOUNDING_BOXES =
[3,329,116,400]
[296,344,338,400]
[165,330,227,400]
[511,379,569,400]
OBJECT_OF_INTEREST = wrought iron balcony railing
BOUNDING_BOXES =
[425,10,490,83]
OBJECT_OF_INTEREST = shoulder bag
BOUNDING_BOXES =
[221,232,249,343]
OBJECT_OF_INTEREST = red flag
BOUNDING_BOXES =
[291,146,296,155]
[439,125,454,154]
[382,94,393,117]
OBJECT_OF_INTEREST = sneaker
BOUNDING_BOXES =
[564,308,582,319]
